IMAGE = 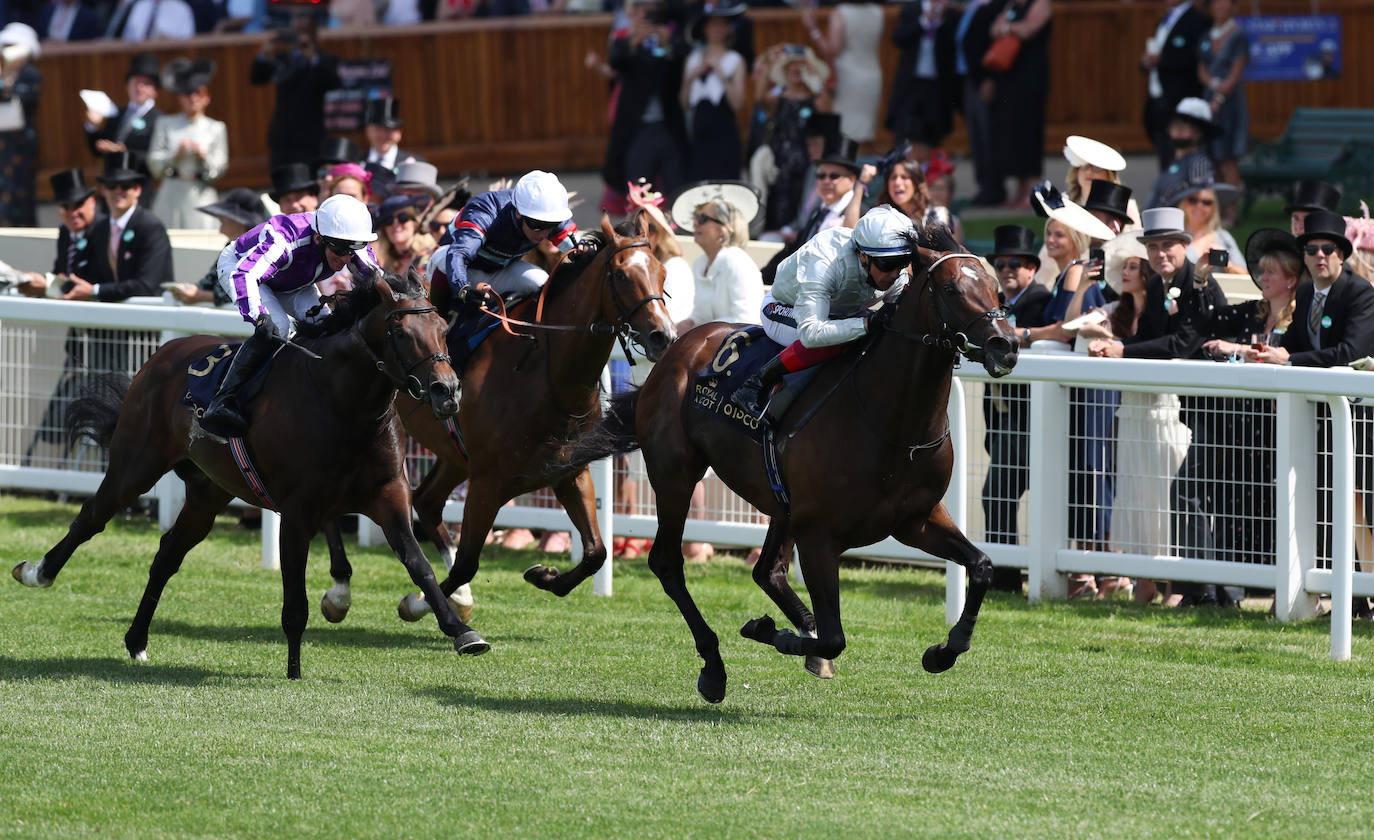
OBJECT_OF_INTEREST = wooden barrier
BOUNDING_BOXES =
[27,2,1374,199]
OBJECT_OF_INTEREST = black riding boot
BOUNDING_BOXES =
[730,356,788,418]
[202,317,280,436]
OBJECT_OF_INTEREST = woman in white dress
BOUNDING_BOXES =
[805,0,883,145]
[148,58,227,231]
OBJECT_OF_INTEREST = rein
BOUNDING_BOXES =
[884,252,1006,359]
[349,303,452,400]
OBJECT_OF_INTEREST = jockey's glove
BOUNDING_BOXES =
[456,285,496,312]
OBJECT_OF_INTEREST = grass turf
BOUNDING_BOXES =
[1,492,1371,839]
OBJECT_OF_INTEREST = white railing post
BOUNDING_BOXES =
[1274,394,1317,620]
[357,514,383,548]
[261,508,281,570]
[945,376,968,625]
[1329,396,1354,661]
[1027,379,1069,601]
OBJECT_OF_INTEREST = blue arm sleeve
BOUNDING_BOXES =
[444,194,499,295]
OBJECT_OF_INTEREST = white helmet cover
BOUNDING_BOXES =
[312,194,378,246]
[853,205,915,256]
[513,170,573,224]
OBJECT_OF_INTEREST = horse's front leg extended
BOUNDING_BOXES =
[523,466,608,597]
[893,503,991,674]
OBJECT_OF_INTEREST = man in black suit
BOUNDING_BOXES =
[982,225,1054,591]
[84,53,161,208]
[36,0,104,40]
[62,151,172,303]
[1286,179,1341,237]
[363,97,424,175]
[1140,0,1211,170]
[601,0,688,196]
[250,15,341,170]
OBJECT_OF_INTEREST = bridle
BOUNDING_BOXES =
[882,252,1007,360]
[352,303,453,400]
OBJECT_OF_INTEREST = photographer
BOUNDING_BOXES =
[249,14,340,171]
[601,0,688,199]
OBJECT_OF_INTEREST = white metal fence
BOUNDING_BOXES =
[2,294,1371,659]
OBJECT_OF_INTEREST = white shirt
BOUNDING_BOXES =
[690,246,763,326]
[661,255,695,325]
[685,49,742,108]
[368,145,399,171]
[770,226,907,347]
[120,0,196,40]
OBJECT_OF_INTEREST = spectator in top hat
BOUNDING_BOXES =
[364,97,423,174]
[269,163,320,214]
[148,57,228,230]
[250,14,340,170]
[0,22,41,227]
[1286,178,1341,236]
[393,160,443,204]
[166,188,272,305]
[314,135,361,189]
[35,0,103,41]
[1146,97,1219,209]
[17,168,102,297]
[62,151,173,303]
[1141,0,1211,170]
[760,136,863,283]
[85,53,161,161]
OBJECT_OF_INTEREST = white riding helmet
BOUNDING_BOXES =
[853,206,915,257]
[512,170,573,224]
[312,194,378,247]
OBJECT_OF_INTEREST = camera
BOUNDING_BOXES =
[1089,247,1104,265]
[1208,248,1228,267]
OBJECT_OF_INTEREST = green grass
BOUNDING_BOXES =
[1,492,1372,839]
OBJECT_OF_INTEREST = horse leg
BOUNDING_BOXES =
[740,539,846,666]
[397,460,474,624]
[747,523,834,679]
[13,445,172,588]
[435,482,504,600]
[893,503,992,674]
[523,466,608,597]
[124,474,232,661]
[371,478,488,655]
[278,517,314,680]
[319,518,353,624]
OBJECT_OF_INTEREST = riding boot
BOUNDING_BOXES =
[730,356,789,418]
[201,319,280,436]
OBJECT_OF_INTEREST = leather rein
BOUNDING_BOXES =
[350,303,453,400]
[883,252,1007,359]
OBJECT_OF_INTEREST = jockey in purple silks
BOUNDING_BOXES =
[202,194,380,435]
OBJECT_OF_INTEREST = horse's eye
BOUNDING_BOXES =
[942,282,958,296]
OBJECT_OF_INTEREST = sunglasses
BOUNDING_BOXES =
[1185,195,1216,207]
[695,213,725,227]
[521,216,559,232]
[867,254,909,273]
[428,220,449,234]
[816,171,851,181]
[381,212,414,227]
[320,236,361,256]
[1305,243,1339,257]
[993,258,1025,271]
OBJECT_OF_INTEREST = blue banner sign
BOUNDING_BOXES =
[1239,15,1340,81]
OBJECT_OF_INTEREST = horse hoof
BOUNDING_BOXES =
[397,592,431,622]
[130,650,148,663]
[696,670,726,704]
[12,562,51,588]
[287,666,301,680]
[454,630,490,655]
[922,643,959,674]
[805,656,836,679]
[523,564,559,591]
[739,615,776,645]
[320,594,349,624]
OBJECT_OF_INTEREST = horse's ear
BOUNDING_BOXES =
[373,270,395,301]
[914,246,941,270]
[600,212,617,241]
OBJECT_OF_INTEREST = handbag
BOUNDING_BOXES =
[981,34,1021,73]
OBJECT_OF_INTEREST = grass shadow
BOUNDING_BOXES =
[100,616,449,651]
[413,685,813,723]
[0,653,249,686]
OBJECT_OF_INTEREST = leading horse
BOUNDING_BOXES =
[559,225,1019,702]
[12,269,475,678]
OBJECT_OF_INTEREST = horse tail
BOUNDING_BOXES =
[64,373,132,449]
[559,388,642,471]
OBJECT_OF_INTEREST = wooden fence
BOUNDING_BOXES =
[27,1,1374,198]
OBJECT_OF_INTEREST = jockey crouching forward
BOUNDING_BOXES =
[440,170,580,321]
[202,194,380,435]
[731,205,915,417]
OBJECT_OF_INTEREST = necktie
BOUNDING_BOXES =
[109,221,122,278]
[141,0,161,39]
[105,0,133,37]
[1309,292,1326,335]
[800,203,827,244]
[67,234,80,276]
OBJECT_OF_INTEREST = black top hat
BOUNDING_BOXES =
[197,188,269,229]
[1284,179,1342,216]
[1082,179,1133,226]
[804,110,840,140]
[987,225,1040,268]
[1244,228,1300,290]
[815,137,861,176]
[364,97,403,128]
[364,161,396,200]
[161,57,216,95]
[49,169,96,205]
[97,151,147,186]
[315,136,361,169]
[1296,210,1353,259]
[269,163,319,201]
[126,52,160,85]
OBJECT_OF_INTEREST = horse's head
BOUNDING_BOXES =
[900,227,1018,378]
[595,213,677,361]
[362,268,462,417]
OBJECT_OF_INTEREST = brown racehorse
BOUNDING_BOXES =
[556,225,1019,702]
[374,215,677,628]
[11,269,476,678]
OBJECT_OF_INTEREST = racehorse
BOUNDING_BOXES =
[11,269,474,679]
[558,225,1019,702]
[372,215,676,628]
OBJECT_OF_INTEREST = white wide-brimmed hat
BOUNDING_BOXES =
[768,44,829,95]
[1062,135,1126,172]
[671,180,762,231]
[1034,184,1116,242]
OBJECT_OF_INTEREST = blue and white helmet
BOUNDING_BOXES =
[853,206,914,257]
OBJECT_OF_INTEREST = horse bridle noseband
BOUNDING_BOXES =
[353,304,453,400]
[883,252,1006,359]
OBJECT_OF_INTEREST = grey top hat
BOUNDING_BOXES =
[394,161,442,200]
[1137,207,1192,244]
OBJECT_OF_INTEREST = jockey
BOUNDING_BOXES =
[441,170,579,315]
[731,205,915,417]
[202,194,380,435]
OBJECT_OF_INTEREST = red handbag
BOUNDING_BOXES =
[981,34,1021,73]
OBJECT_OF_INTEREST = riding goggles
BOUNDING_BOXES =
[320,235,366,256]
[521,215,559,232]
[866,253,910,273]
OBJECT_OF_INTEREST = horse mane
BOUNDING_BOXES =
[912,221,963,255]
[296,266,429,339]
[535,230,610,301]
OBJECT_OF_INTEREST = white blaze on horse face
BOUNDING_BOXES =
[624,249,651,277]
[960,266,979,280]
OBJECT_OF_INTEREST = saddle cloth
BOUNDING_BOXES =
[180,343,273,434]
[691,326,820,443]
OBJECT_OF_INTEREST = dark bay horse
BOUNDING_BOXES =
[560,226,1019,702]
[368,215,676,629]
[11,269,475,678]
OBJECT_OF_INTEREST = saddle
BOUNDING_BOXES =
[180,342,273,421]
[691,327,822,443]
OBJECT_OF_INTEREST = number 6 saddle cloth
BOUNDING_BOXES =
[692,326,821,443]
